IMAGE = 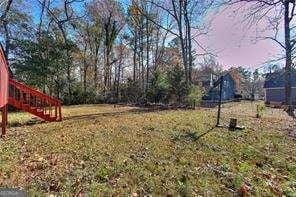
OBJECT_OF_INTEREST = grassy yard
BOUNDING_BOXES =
[0,102,295,196]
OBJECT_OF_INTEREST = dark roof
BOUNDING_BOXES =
[264,70,296,88]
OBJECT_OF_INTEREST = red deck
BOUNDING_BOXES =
[0,46,62,137]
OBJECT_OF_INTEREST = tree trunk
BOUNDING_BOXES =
[93,45,99,89]
[146,18,150,91]
[116,59,122,103]
[104,47,109,92]
[67,63,72,103]
[184,0,193,84]
[137,26,142,88]
[154,27,160,70]
[172,0,189,85]
[140,21,145,91]
[133,31,137,81]
[83,44,88,98]
[284,1,294,115]
[37,0,46,36]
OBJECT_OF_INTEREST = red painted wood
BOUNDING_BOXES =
[0,46,9,136]
[1,105,7,137]
[8,79,62,122]
[1,45,62,136]
[0,45,9,108]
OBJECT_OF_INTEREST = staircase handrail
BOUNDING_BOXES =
[9,78,62,104]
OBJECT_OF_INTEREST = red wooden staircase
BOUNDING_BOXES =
[8,78,62,122]
[1,45,62,137]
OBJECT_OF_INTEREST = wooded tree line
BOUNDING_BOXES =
[0,0,214,105]
[0,0,294,112]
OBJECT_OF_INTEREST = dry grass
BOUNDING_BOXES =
[0,102,295,196]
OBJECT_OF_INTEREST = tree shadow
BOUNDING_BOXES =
[63,107,174,121]
[200,102,219,108]
[172,127,216,142]
[8,118,45,128]
[7,106,196,128]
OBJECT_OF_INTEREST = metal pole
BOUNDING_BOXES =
[216,76,223,127]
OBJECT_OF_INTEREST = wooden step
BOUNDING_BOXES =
[8,80,62,122]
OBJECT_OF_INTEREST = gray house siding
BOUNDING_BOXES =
[265,87,296,104]
[204,73,236,101]
[263,70,296,105]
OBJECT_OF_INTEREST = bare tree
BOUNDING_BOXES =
[89,0,125,93]
[37,0,85,103]
[143,0,213,85]
[0,0,12,56]
[225,0,295,116]
[128,0,163,92]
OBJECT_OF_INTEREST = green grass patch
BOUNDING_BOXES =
[0,102,295,195]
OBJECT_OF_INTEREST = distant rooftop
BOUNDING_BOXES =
[264,70,296,88]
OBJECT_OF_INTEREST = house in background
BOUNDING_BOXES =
[228,67,242,94]
[195,73,218,91]
[203,72,240,102]
[263,70,296,105]
[193,66,220,92]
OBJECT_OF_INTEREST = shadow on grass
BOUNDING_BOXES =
[7,105,207,128]
[6,106,192,129]
[7,108,150,128]
[8,119,45,128]
[64,106,186,121]
[172,127,216,142]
